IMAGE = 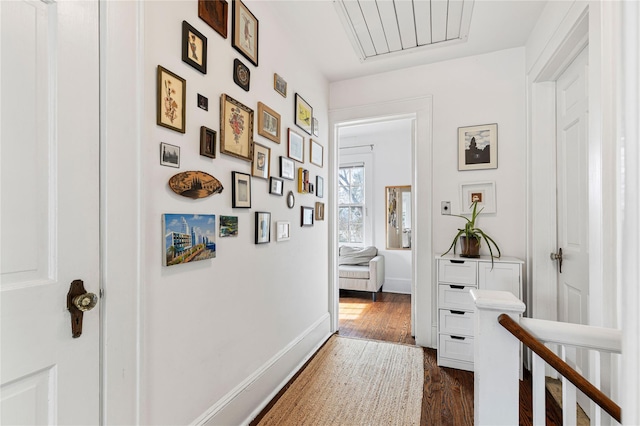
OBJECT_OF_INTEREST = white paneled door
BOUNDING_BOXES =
[1,1,100,424]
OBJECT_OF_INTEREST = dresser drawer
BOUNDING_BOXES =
[438,284,476,311]
[439,334,474,363]
[438,259,477,285]
[439,309,474,337]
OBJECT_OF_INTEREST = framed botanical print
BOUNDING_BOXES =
[255,211,271,244]
[200,126,216,158]
[198,0,228,39]
[294,93,312,135]
[310,139,323,167]
[157,66,186,133]
[182,21,207,74]
[251,142,270,180]
[287,128,304,163]
[220,94,253,162]
[279,156,295,180]
[231,171,251,208]
[257,102,280,143]
[232,0,258,66]
[458,123,498,170]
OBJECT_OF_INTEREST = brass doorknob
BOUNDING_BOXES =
[72,292,98,312]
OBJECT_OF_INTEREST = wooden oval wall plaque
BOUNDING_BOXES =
[168,171,223,199]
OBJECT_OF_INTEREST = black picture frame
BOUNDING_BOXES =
[301,206,314,227]
[316,175,324,198]
[233,58,250,91]
[255,211,271,244]
[182,21,207,74]
[197,93,208,110]
[294,93,313,135]
[231,171,251,208]
[279,156,295,180]
[232,0,259,66]
[269,177,284,196]
[200,126,216,158]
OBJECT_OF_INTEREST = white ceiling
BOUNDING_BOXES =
[268,0,547,82]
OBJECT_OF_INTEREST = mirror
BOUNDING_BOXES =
[286,191,295,209]
[386,185,412,250]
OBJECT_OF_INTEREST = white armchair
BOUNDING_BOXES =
[338,246,385,301]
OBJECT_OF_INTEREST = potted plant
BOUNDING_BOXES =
[443,201,501,263]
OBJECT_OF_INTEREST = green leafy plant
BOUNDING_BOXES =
[443,201,501,264]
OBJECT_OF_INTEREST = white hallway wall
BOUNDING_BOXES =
[142,2,330,424]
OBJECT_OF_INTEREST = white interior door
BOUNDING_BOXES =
[1,0,100,424]
[555,47,589,372]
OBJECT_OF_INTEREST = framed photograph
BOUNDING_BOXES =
[157,66,186,133]
[231,171,251,208]
[312,117,319,137]
[219,215,238,237]
[301,206,314,227]
[182,21,207,74]
[197,93,208,110]
[232,0,258,66]
[274,73,287,97]
[279,156,295,180]
[233,58,250,91]
[459,181,496,214]
[160,142,180,168]
[163,214,216,266]
[458,123,498,170]
[276,221,290,241]
[220,94,253,162]
[287,128,304,163]
[310,139,323,167]
[315,202,325,221]
[316,175,324,198]
[251,142,271,180]
[269,177,284,196]
[198,0,228,39]
[294,93,313,135]
[200,126,216,159]
[257,102,280,143]
[255,212,271,244]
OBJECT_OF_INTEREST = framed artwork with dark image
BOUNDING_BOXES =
[458,123,498,170]
[197,93,208,110]
[231,171,251,208]
[257,102,280,144]
[198,0,228,39]
[200,126,216,158]
[315,202,325,221]
[294,93,313,135]
[255,211,271,244]
[279,156,295,180]
[157,66,186,133]
[251,142,270,180]
[160,142,180,168]
[233,58,250,91]
[310,139,323,167]
[269,177,284,195]
[182,21,207,74]
[232,0,258,66]
[220,94,253,162]
[274,73,287,97]
[313,117,319,137]
[301,206,314,227]
[287,128,304,163]
[316,175,324,198]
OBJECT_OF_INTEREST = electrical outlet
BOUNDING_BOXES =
[441,201,451,215]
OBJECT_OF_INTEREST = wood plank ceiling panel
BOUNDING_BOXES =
[342,0,377,57]
[394,0,418,49]
[359,0,389,55]
[446,0,464,39]
[377,0,403,52]
[414,0,433,46]
[430,0,448,43]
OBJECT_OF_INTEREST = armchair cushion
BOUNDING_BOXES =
[338,246,378,266]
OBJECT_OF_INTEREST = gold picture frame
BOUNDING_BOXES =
[220,94,253,162]
[157,66,186,133]
[257,102,280,144]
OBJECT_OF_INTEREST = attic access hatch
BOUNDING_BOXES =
[334,0,474,62]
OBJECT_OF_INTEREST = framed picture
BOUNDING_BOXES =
[279,156,295,180]
[257,102,280,144]
[274,73,287,97]
[312,117,319,137]
[220,94,253,162]
[310,139,323,167]
[459,181,496,214]
[301,206,314,227]
[251,142,270,180]
[287,128,304,163]
[297,168,309,194]
[182,21,207,74]
[200,126,216,158]
[198,0,228,39]
[232,0,258,66]
[315,202,325,221]
[269,177,284,196]
[316,175,324,198]
[276,221,290,241]
[197,93,208,110]
[219,215,238,237]
[157,66,186,133]
[294,93,313,135]
[160,142,180,168]
[255,211,271,244]
[231,171,251,208]
[458,123,498,170]
[163,214,216,266]
[233,58,250,91]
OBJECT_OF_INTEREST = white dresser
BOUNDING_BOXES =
[436,254,524,372]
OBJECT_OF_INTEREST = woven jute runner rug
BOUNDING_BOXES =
[258,335,423,425]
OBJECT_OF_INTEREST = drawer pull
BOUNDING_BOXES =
[451,336,466,340]
[449,260,465,264]
[450,310,466,315]
[449,285,465,290]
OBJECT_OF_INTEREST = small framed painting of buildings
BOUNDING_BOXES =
[163,214,216,266]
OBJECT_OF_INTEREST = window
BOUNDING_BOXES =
[338,165,365,244]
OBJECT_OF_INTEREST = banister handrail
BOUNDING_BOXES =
[498,313,621,423]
